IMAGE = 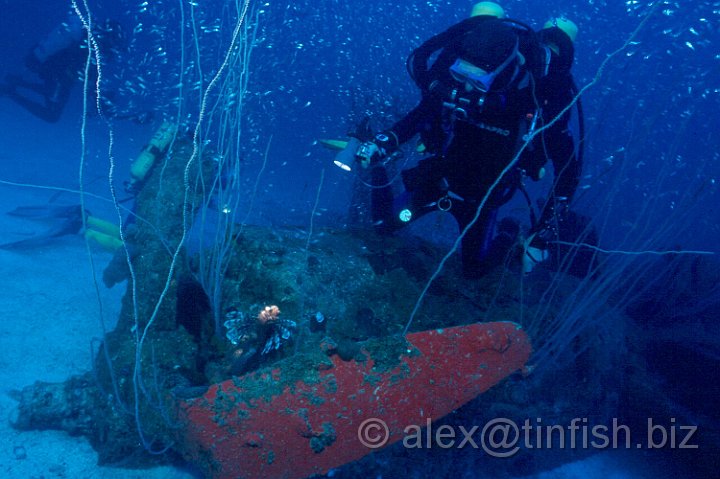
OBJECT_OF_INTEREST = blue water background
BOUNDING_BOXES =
[0,0,718,477]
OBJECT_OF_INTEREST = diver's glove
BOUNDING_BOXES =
[355,131,399,169]
[524,196,568,274]
[532,196,569,247]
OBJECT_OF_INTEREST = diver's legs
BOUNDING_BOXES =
[6,74,48,95]
[0,76,67,122]
[2,89,64,122]
[1,74,54,102]
[453,203,498,278]
[451,181,520,277]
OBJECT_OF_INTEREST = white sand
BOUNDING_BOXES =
[0,185,196,478]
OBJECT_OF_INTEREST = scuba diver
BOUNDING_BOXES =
[0,12,137,123]
[0,12,86,123]
[351,2,584,278]
[0,119,180,286]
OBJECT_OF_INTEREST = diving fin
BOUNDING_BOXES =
[6,204,83,220]
[0,204,84,250]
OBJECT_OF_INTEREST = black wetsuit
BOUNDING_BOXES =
[371,18,582,277]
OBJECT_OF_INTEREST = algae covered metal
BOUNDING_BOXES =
[177,322,531,479]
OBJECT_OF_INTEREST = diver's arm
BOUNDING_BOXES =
[537,23,582,201]
[550,78,582,202]
[383,98,435,146]
[530,124,579,244]
[535,70,581,203]
[538,27,575,77]
[526,73,582,243]
[356,97,436,167]
[547,124,581,203]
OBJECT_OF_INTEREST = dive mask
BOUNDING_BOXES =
[449,39,520,92]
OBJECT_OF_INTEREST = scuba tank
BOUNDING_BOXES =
[31,14,84,66]
[84,229,123,251]
[125,120,177,193]
[84,215,123,251]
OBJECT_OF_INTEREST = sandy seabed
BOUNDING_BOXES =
[0,186,196,479]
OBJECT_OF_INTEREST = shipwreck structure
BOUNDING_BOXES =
[12,135,628,478]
